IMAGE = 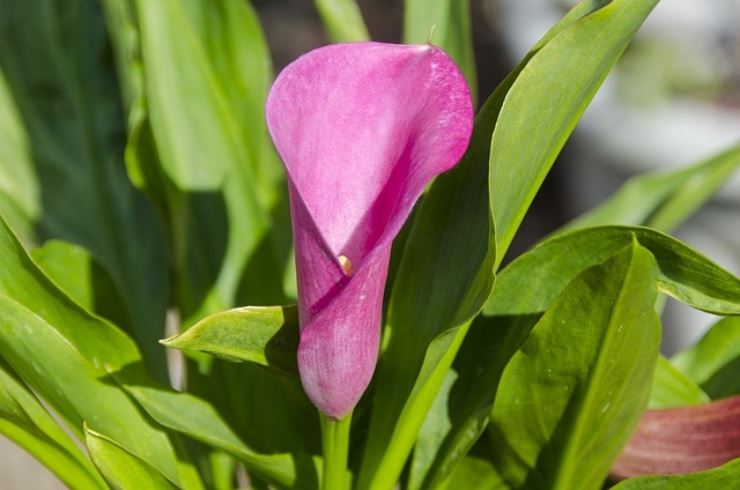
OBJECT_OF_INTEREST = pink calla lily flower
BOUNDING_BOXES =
[266,42,473,419]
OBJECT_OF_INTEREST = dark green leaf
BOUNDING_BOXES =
[0,67,38,243]
[490,0,659,265]
[86,426,178,490]
[112,367,320,489]
[489,242,660,489]
[0,0,170,378]
[485,226,740,316]
[649,355,708,409]
[314,0,369,42]
[0,218,185,484]
[563,145,740,233]
[672,317,740,399]
[162,306,298,376]
[0,359,104,490]
[31,239,131,333]
[403,0,477,101]
[409,314,537,489]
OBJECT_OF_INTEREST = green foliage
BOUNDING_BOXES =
[672,317,740,398]
[314,0,370,42]
[0,0,738,489]
[162,306,299,376]
[612,458,740,489]
[489,242,660,489]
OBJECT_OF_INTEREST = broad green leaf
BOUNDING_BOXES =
[314,0,369,42]
[132,0,291,323]
[409,314,537,490]
[162,306,298,376]
[564,145,740,233]
[485,226,740,317]
[611,457,740,489]
[112,367,320,489]
[672,317,740,399]
[490,0,659,266]
[358,2,648,487]
[403,0,477,101]
[31,240,131,334]
[0,67,38,243]
[0,359,104,490]
[86,426,178,490]
[0,0,170,378]
[649,356,709,409]
[489,242,660,489]
[441,456,506,490]
[0,218,183,484]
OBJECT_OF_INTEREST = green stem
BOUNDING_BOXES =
[320,410,352,490]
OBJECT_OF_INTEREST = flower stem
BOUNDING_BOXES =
[320,410,352,490]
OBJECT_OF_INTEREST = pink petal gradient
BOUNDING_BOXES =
[266,42,473,418]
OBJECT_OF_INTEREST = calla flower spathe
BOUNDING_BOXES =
[266,42,473,419]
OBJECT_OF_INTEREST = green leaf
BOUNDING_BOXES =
[490,0,659,266]
[485,226,740,317]
[564,145,740,233]
[441,456,506,490]
[489,241,660,489]
[358,2,649,487]
[31,240,131,333]
[0,359,104,490]
[357,76,498,490]
[649,355,709,409]
[611,457,740,489]
[162,305,298,376]
[112,367,320,489]
[0,67,38,243]
[86,426,178,490]
[672,317,740,399]
[0,218,185,484]
[0,0,170,378]
[403,0,477,101]
[314,0,369,42]
[409,314,537,490]
[132,0,291,323]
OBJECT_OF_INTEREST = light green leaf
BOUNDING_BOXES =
[0,0,170,378]
[403,0,477,101]
[86,426,178,490]
[649,356,709,409]
[441,456,506,490]
[564,145,740,233]
[490,0,659,266]
[489,242,660,489]
[0,359,104,490]
[31,240,131,334]
[0,67,38,243]
[485,226,740,316]
[611,457,740,489]
[0,218,183,484]
[672,317,740,399]
[315,0,369,42]
[162,306,298,376]
[112,368,320,489]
